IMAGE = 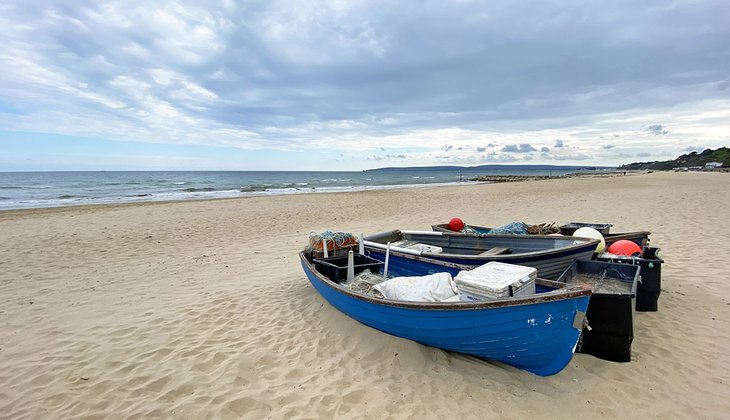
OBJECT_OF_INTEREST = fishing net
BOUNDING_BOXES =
[461,225,482,234]
[525,222,560,235]
[307,231,359,258]
[484,221,560,235]
[343,269,386,297]
[486,221,529,235]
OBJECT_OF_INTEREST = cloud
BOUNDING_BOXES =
[502,143,537,153]
[540,147,550,152]
[367,153,407,161]
[476,143,497,152]
[646,124,669,135]
[0,1,729,170]
[636,152,651,157]
[603,144,615,149]
[441,145,453,152]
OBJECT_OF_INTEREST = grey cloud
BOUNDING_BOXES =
[502,143,537,153]
[603,144,615,149]
[1,1,728,153]
[476,143,497,152]
[554,139,565,148]
[636,152,651,157]
[540,147,550,152]
[441,145,453,152]
[646,124,669,135]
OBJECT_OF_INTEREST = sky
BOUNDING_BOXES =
[1,0,729,171]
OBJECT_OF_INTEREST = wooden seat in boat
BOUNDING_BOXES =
[478,247,512,256]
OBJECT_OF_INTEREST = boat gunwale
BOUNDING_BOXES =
[300,251,591,310]
[431,223,651,244]
[364,229,599,261]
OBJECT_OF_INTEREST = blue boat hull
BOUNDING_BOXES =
[300,252,590,376]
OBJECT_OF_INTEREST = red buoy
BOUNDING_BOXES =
[607,240,643,257]
[448,217,464,231]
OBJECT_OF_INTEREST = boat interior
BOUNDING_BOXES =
[366,230,587,256]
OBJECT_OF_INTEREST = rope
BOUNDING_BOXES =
[307,231,359,255]
[525,222,560,235]
[345,269,385,297]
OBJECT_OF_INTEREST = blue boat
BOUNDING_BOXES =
[363,230,599,280]
[300,250,591,376]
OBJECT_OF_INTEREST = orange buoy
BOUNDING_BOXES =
[607,240,643,257]
[448,217,464,231]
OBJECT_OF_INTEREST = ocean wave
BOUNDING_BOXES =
[239,185,268,193]
[182,187,216,192]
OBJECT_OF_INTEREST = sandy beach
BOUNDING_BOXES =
[1,171,729,419]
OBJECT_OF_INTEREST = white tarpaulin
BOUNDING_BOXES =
[373,272,458,302]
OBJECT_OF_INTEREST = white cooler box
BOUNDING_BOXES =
[455,261,537,300]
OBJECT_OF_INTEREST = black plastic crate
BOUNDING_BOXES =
[558,259,640,362]
[559,222,613,236]
[313,254,383,284]
[596,247,663,312]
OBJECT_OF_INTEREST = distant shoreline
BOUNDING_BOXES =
[472,170,647,183]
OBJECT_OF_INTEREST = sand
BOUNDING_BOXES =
[1,171,729,419]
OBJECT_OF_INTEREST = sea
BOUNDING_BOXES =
[0,168,583,211]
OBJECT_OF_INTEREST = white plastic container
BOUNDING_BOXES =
[455,262,536,300]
